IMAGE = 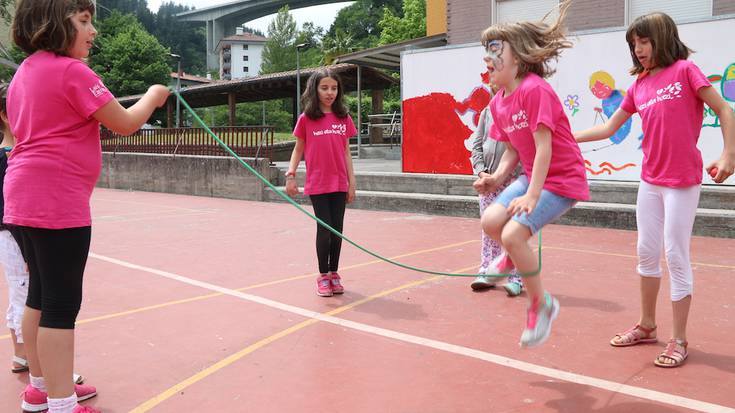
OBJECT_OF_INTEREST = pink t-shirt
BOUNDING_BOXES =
[620,59,710,187]
[490,73,589,201]
[4,51,115,229]
[293,112,357,195]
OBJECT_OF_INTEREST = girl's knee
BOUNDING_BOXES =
[500,224,530,251]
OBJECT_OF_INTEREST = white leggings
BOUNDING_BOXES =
[0,230,28,343]
[636,181,700,301]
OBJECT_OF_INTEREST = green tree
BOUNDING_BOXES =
[379,0,426,45]
[296,22,324,68]
[89,15,170,97]
[325,0,402,50]
[261,6,297,74]
[0,45,26,82]
[97,0,156,32]
[321,29,354,64]
[153,2,206,75]
[0,0,13,23]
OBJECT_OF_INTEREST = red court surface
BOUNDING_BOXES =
[1,188,734,413]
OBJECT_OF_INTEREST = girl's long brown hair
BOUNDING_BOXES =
[625,12,692,75]
[301,68,349,120]
[12,0,96,56]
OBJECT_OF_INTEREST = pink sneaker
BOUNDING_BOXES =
[21,383,97,412]
[316,274,332,297]
[329,273,344,294]
[72,405,100,413]
[487,253,515,275]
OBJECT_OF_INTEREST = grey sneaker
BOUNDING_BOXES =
[502,281,522,297]
[471,275,496,290]
[520,293,559,348]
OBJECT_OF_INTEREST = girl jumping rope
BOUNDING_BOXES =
[479,0,590,347]
[470,103,524,296]
[285,68,358,297]
[575,12,735,367]
[7,1,169,412]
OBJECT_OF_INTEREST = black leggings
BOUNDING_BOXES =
[309,192,347,274]
[11,225,91,329]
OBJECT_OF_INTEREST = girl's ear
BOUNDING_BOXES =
[0,111,7,124]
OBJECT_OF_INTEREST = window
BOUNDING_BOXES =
[243,67,249,72]
[629,0,712,23]
[493,0,559,24]
[243,56,249,61]
[242,44,249,50]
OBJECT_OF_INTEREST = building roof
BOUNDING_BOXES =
[216,33,267,52]
[170,72,212,84]
[221,33,268,43]
[117,64,397,109]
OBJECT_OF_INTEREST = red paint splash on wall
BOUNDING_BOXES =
[455,87,491,126]
[403,92,475,174]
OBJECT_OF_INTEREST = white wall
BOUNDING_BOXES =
[229,43,265,79]
[402,17,735,184]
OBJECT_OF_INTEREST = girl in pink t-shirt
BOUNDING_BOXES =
[6,1,169,412]
[285,68,357,297]
[575,12,735,368]
[479,0,589,348]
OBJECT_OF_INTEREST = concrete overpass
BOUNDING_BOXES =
[177,0,350,70]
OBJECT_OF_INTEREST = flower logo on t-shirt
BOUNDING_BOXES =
[331,123,347,135]
[313,122,349,137]
[503,109,529,134]
[511,110,528,124]
[657,81,683,97]
[89,80,108,98]
[639,81,683,111]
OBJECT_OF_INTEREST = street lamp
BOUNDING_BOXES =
[169,53,182,128]
[295,43,309,117]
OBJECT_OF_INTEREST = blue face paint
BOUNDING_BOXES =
[485,40,505,71]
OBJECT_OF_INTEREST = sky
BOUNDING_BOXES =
[146,1,355,34]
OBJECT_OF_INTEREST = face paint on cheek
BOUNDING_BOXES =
[486,40,505,71]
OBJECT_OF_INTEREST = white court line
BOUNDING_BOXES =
[89,252,735,413]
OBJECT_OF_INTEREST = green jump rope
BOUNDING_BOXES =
[172,90,541,278]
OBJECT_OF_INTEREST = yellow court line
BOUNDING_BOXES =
[0,239,477,341]
[544,246,735,270]
[128,267,468,413]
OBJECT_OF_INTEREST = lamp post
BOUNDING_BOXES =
[169,53,182,127]
[295,43,309,117]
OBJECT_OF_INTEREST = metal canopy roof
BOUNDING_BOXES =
[333,33,447,71]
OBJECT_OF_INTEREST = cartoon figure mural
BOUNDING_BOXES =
[589,70,632,144]
[705,62,735,127]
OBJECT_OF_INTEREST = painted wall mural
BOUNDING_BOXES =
[401,17,735,185]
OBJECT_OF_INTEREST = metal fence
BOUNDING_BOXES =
[100,126,275,160]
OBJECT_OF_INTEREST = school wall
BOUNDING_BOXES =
[446,0,735,46]
[97,153,279,201]
[446,0,491,45]
[401,17,735,184]
[715,0,735,16]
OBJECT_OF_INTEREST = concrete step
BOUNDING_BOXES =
[264,187,735,238]
[273,168,734,210]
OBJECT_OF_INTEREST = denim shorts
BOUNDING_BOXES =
[494,175,577,234]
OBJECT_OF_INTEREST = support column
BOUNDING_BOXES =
[370,89,384,144]
[356,65,362,159]
[292,96,298,128]
[228,92,237,126]
[166,99,174,128]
